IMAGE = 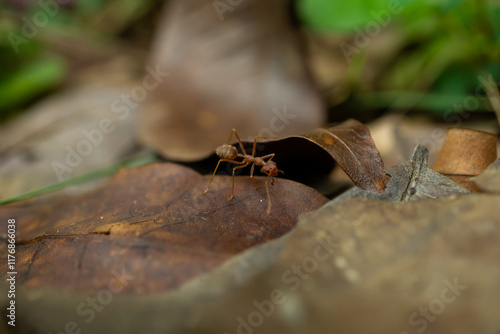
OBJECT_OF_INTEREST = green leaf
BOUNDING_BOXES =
[75,0,108,13]
[488,1,500,42]
[297,0,388,32]
[432,62,500,100]
[357,90,489,114]
[0,54,67,112]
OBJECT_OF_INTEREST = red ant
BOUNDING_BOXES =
[201,129,283,213]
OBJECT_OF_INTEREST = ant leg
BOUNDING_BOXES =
[228,129,247,155]
[251,136,269,157]
[265,175,272,214]
[249,163,258,190]
[229,163,249,200]
[202,159,244,195]
[260,153,275,162]
[202,159,223,194]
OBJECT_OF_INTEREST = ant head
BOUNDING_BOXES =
[261,161,278,177]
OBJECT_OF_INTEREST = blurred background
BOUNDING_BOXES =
[0,0,499,200]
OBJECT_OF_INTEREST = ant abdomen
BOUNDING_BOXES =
[216,144,238,160]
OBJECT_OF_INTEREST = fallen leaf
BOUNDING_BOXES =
[0,162,328,293]
[433,128,497,175]
[303,119,390,192]
[433,128,497,192]
[0,81,140,199]
[138,0,325,161]
[10,190,500,334]
[187,194,500,334]
[196,119,389,193]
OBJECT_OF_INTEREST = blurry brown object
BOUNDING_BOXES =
[471,158,500,193]
[138,0,325,161]
[433,128,498,191]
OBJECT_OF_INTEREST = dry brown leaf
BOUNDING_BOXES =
[433,128,497,192]
[138,0,325,161]
[0,163,327,293]
[187,195,500,334]
[197,119,390,194]
[303,119,390,192]
[9,192,500,334]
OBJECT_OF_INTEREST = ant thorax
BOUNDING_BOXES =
[253,157,265,166]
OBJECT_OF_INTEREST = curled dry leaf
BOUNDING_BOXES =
[138,0,325,161]
[199,119,390,194]
[303,119,390,193]
[0,163,328,293]
[433,128,497,175]
[433,128,497,192]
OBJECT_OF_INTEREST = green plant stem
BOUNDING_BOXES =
[0,152,158,205]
